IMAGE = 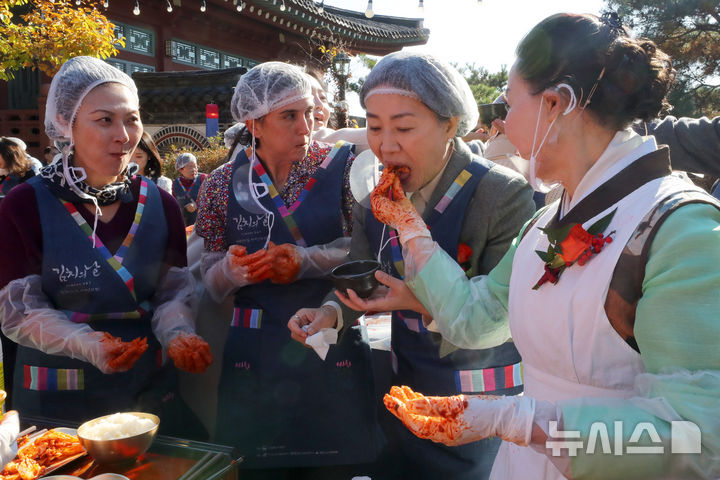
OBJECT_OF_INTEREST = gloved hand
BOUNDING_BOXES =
[383,385,535,447]
[98,333,148,373]
[0,410,19,468]
[227,244,273,284]
[167,333,213,373]
[371,167,430,244]
[243,241,302,284]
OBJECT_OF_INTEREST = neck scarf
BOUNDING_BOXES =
[40,156,136,206]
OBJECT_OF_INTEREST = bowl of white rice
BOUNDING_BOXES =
[77,412,159,465]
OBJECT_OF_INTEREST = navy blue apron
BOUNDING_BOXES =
[216,145,381,469]
[365,159,523,480]
[14,177,179,425]
[173,176,203,226]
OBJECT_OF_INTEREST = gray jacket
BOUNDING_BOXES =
[634,116,720,177]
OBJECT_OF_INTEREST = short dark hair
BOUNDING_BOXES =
[0,138,33,176]
[515,13,675,130]
[135,132,164,179]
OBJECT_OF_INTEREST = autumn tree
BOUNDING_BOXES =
[456,63,508,105]
[0,0,123,81]
[606,0,720,117]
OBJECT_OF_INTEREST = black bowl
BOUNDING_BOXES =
[330,260,381,298]
[478,103,508,128]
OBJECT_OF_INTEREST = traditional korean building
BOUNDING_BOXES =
[0,0,428,157]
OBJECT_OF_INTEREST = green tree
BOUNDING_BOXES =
[606,0,720,117]
[455,63,508,105]
[0,0,123,81]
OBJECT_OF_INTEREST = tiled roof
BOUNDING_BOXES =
[132,67,246,124]
[247,0,429,46]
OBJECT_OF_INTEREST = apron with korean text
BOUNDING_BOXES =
[15,176,168,424]
[216,144,381,469]
[365,159,522,480]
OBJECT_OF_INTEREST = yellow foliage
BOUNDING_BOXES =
[0,0,123,80]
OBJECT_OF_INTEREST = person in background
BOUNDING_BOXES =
[4,138,43,175]
[370,13,720,479]
[131,132,172,193]
[195,61,380,478]
[0,56,212,436]
[0,138,36,198]
[173,152,206,227]
[289,51,535,480]
[305,69,370,153]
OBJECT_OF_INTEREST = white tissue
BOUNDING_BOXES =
[304,327,338,360]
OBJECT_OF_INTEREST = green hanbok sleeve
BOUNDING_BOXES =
[560,203,720,479]
[405,224,519,350]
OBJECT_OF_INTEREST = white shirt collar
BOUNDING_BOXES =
[560,129,657,216]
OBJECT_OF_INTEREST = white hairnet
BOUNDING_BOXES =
[45,56,138,142]
[230,62,312,123]
[175,152,197,171]
[360,51,479,137]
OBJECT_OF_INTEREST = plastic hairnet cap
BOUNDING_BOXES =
[175,152,197,171]
[45,56,138,142]
[230,61,312,123]
[360,51,479,137]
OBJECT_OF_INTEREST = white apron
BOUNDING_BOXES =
[489,173,703,480]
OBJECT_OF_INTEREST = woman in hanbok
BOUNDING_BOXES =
[352,13,720,479]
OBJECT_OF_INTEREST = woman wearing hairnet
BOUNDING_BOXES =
[0,56,212,432]
[194,62,380,478]
[345,14,720,480]
[173,152,207,226]
[288,52,535,479]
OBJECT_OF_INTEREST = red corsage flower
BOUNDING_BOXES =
[532,209,617,290]
[457,242,473,278]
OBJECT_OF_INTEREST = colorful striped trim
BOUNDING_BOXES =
[231,308,263,329]
[397,311,427,333]
[252,162,307,247]
[388,229,405,278]
[250,142,345,248]
[62,300,151,323]
[454,362,523,394]
[61,196,146,300]
[23,365,84,391]
[113,179,148,263]
[434,169,473,214]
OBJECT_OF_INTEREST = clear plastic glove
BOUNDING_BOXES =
[99,333,149,372]
[287,305,338,345]
[371,167,430,244]
[383,385,535,447]
[201,246,269,302]
[243,241,302,284]
[336,269,430,317]
[297,237,351,278]
[244,238,352,284]
[0,276,146,374]
[0,410,19,468]
[167,333,213,373]
[150,266,200,349]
